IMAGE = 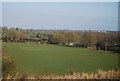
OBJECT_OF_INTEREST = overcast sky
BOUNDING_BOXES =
[1,0,120,2]
[0,2,118,31]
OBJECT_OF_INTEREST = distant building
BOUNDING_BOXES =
[62,42,74,45]
[62,42,86,47]
[98,30,107,33]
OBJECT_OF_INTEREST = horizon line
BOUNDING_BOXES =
[1,26,118,31]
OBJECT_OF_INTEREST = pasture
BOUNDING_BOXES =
[3,42,119,75]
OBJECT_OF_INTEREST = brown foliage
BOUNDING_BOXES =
[2,48,17,77]
[4,69,120,79]
[49,33,67,44]
[82,31,97,47]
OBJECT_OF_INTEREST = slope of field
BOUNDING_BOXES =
[3,42,119,75]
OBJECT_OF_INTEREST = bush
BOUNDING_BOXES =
[2,48,17,77]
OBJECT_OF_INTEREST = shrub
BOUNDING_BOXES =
[2,48,17,77]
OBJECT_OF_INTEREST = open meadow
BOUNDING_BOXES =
[2,42,119,76]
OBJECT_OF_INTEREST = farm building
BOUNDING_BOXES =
[62,42,74,45]
[62,42,87,47]
[74,42,87,47]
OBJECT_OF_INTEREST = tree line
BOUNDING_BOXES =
[1,27,120,52]
[49,31,119,51]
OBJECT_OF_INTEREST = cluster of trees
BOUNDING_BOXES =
[2,27,49,43]
[1,27,119,52]
[49,31,119,52]
[49,32,80,44]
[2,27,28,42]
[49,31,119,46]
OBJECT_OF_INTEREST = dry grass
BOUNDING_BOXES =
[4,68,120,79]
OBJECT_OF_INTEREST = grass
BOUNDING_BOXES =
[2,42,119,75]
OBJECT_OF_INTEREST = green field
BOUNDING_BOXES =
[3,42,119,75]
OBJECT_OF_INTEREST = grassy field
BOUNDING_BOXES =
[3,42,119,75]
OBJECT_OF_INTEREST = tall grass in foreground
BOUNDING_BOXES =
[4,68,120,79]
